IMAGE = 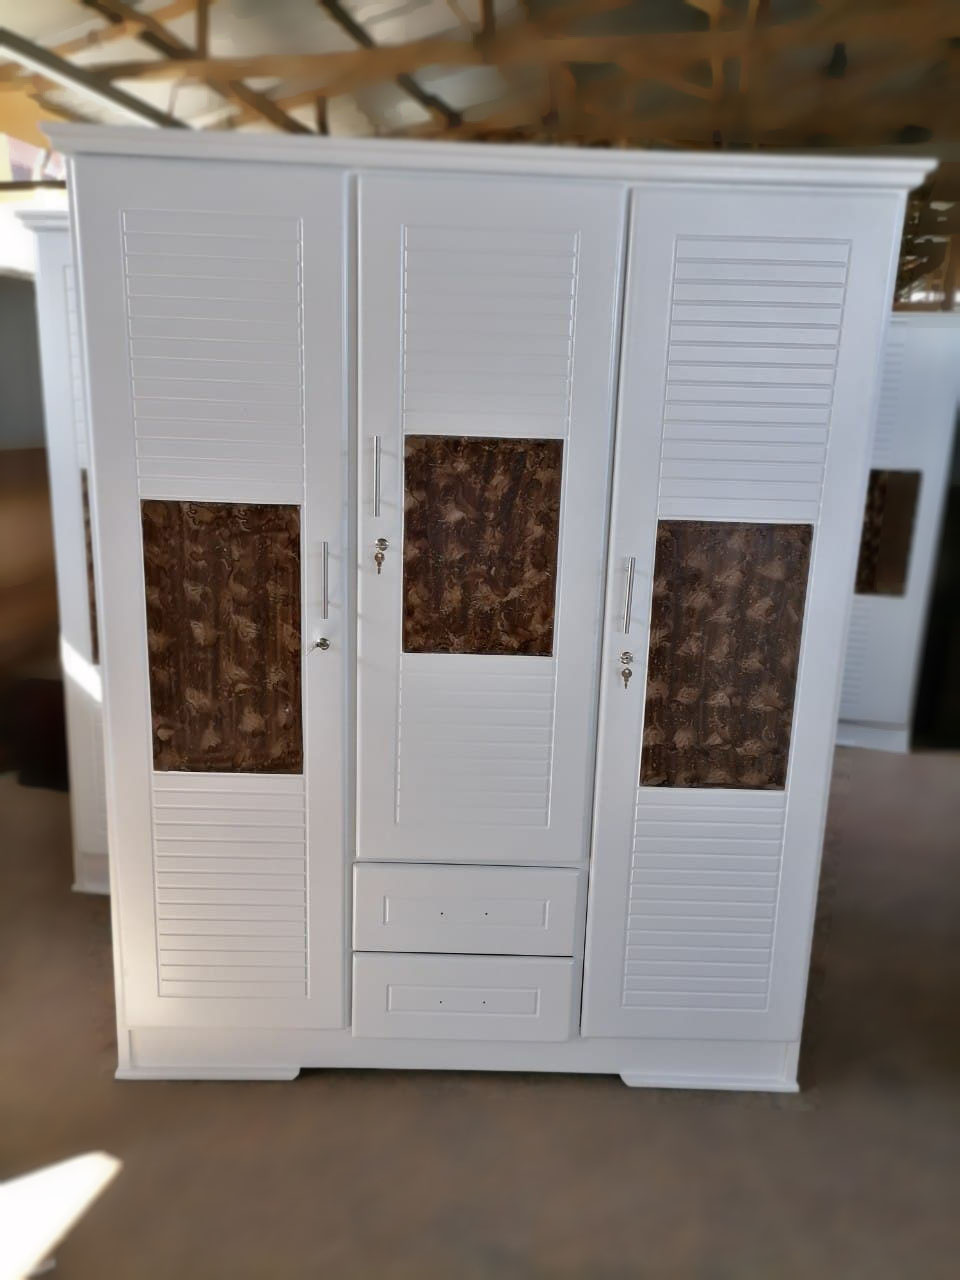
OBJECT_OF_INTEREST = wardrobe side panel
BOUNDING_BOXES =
[582,185,906,1043]
[357,173,626,865]
[71,156,349,1032]
[30,226,107,890]
[840,320,960,733]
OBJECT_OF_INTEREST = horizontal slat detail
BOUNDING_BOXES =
[123,209,298,238]
[137,479,304,505]
[401,222,577,437]
[676,237,850,263]
[404,226,577,255]
[158,980,306,999]
[124,231,298,260]
[123,208,305,502]
[622,788,787,1010]
[656,235,848,517]
[396,658,556,828]
[157,920,306,937]
[155,904,305,921]
[668,344,837,366]
[151,772,307,999]
[159,950,305,967]
[622,993,767,1009]
[675,261,847,284]
[671,323,840,346]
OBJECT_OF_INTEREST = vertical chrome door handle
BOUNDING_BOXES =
[622,555,636,634]
[373,435,382,518]
[320,539,329,620]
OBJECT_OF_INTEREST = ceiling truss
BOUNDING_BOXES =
[0,0,955,150]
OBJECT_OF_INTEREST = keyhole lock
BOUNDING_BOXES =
[374,537,388,575]
[311,637,330,652]
[620,650,634,690]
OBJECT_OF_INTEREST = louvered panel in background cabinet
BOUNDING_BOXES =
[70,158,349,1035]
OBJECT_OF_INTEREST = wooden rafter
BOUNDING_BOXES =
[78,0,312,133]
[89,1,960,92]
[1,0,957,148]
[318,0,462,128]
[0,24,186,126]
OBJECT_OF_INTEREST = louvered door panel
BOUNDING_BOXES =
[71,157,348,1030]
[358,174,625,864]
[584,185,904,1041]
[662,236,849,521]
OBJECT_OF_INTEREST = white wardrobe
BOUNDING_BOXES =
[838,313,960,752]
[50,123,931,1089]
[19,210,108,894]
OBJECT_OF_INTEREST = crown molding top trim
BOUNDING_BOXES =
[44,124,936,192]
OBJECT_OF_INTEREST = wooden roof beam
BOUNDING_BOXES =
[90,1,960,90]
[79,0,312,133]
[0,25,186,126]
[317,0,462,129]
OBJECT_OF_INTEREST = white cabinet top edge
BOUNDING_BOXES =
[888,312,960,329]
[16,209,69,232]
[44,124,935,192]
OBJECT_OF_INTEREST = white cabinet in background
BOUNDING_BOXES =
[838,314,960,752]
[19,210,107,895]
[50,123,931,1090]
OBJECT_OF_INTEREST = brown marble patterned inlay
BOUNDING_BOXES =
[80,469,99,665]
[855,469,921,596]
[402,435,563,656]
[640,521,813,790]
[141,501,302,772]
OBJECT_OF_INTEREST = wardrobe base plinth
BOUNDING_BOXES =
[122,1027,800,1093]
[116,1065,301,1082]
[836,721,910,753]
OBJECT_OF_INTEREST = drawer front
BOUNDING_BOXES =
[353,863,581,956]
[353,953,578,1041]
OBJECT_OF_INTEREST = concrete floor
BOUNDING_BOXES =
[2,747,959,1279]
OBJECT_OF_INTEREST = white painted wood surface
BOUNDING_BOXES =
[54,124,931,1088]
[353,953,579,1041]
[353,863,581,955]
[19,211,107,895]
[581,184,909,1043]
[838,314,960,749]
[357,173,626,864]
[70,157,351,1031]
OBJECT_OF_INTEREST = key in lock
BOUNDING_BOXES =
[619,650,634,690]
[374,537,388,575]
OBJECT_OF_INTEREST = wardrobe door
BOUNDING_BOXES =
[582,185,906,1041]
[357,174,626,864]
[71,157,349,1030]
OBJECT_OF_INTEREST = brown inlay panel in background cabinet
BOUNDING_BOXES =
[402,435,564,656]
[855,469,922,596]
[141,501,302,772]
[640,521,813,790]
[80,469,99,665]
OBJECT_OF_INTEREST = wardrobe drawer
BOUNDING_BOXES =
[353,863,580,956]
[353,953,578,1041]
